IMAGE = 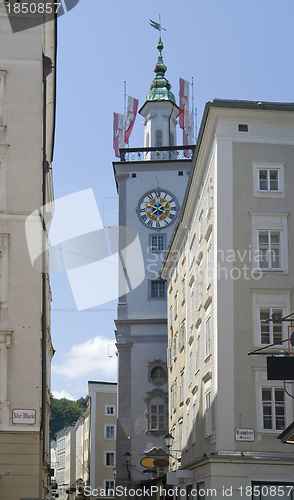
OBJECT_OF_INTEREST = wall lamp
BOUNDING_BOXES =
[124,452,131,479]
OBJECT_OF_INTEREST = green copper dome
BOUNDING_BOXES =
[145,38,176,104]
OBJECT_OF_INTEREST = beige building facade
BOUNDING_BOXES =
[161,100,294,498]
[88,381,117,498]
[0,6,56,500]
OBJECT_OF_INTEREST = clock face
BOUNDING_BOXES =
[138,189,178,229]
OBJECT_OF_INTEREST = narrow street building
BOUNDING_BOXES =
[0,7,56,499]
[161,99,294,497]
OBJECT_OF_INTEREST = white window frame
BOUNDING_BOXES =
[252,290,291,348]
[253,162,285,198]
[255,369,292,433]
[188,349,193,386]
[207,243,212,287]
[150,402,165,431]
[182,275,186,305]
[104,451,116,466]
[180,371,184,404]
[192,403,196,444]
[190,286,195,328]
[150,280,166,299]
[189,236,196,270]
[174,292,178,319]
[103,480,115,497]
[149,234,166,253]
[196,333,200,373]
[105,405,115,416]
[199,212,203,241]
[104,424,116,440]
[180,319,186,351]
[205,316,211,359]
[204,380,212,438]
[251,213,288,274]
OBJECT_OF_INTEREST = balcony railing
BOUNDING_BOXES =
[119,145,195,162]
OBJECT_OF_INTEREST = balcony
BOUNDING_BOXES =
[119,145,195,162]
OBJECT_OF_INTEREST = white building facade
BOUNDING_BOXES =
[161,100,294,498]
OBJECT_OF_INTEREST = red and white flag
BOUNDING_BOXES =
[113,112,124,158]
[179,78,190,131]
[125,96,139,144]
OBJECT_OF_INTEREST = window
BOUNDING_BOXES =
[197,269,203,309]
[192,403,196,444]
[178,420,183,451]
[170,386,173,415]
[172,332,178,359]
[151,366,166,384]
[105,452,115,466]
[155,129,163,148]
[104,480,115,497]
[180,320,186,351]
[259,169,279,191]
[199,212,203,241]
[104,425,116,439]
[150,280,166,298]
[174,292,178,319]
[251,213,288,273]
[150,404,165,430]
[260,308,283,345]
[182,275,186,304]
[205,317,211,358]
[189,351,193,385]
[258,230,280,269]
[196,335,200,372]
[261,387,285,431]
[149,234,165,252]
[145,132,149,148]
[189,237,196,269]
[207,244,212,286]
[169,306,173,328]
[251,482,294,500]
[253,162,285,198]
[173,379,177,410]
[205,389,212,437]
[180,371,184,403]
[190,288,195,327]
[252,291,290,348]
[105,405,115,416]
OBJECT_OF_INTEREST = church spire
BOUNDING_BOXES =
[145,37,176,104]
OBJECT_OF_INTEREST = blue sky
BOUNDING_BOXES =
[50,0,294,399]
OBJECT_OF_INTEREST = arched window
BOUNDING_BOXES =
[155,129,163,148]
[145,132,149,148]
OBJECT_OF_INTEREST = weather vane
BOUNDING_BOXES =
[149,14,167,35]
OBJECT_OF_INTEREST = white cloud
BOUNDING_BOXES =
[52,389,75,400]
[52,335,117,380]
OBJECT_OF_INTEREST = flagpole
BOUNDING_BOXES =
[191,76,194,144]
[124,80,127,147]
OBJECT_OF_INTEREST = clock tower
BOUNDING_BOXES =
[113,37,194,489]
